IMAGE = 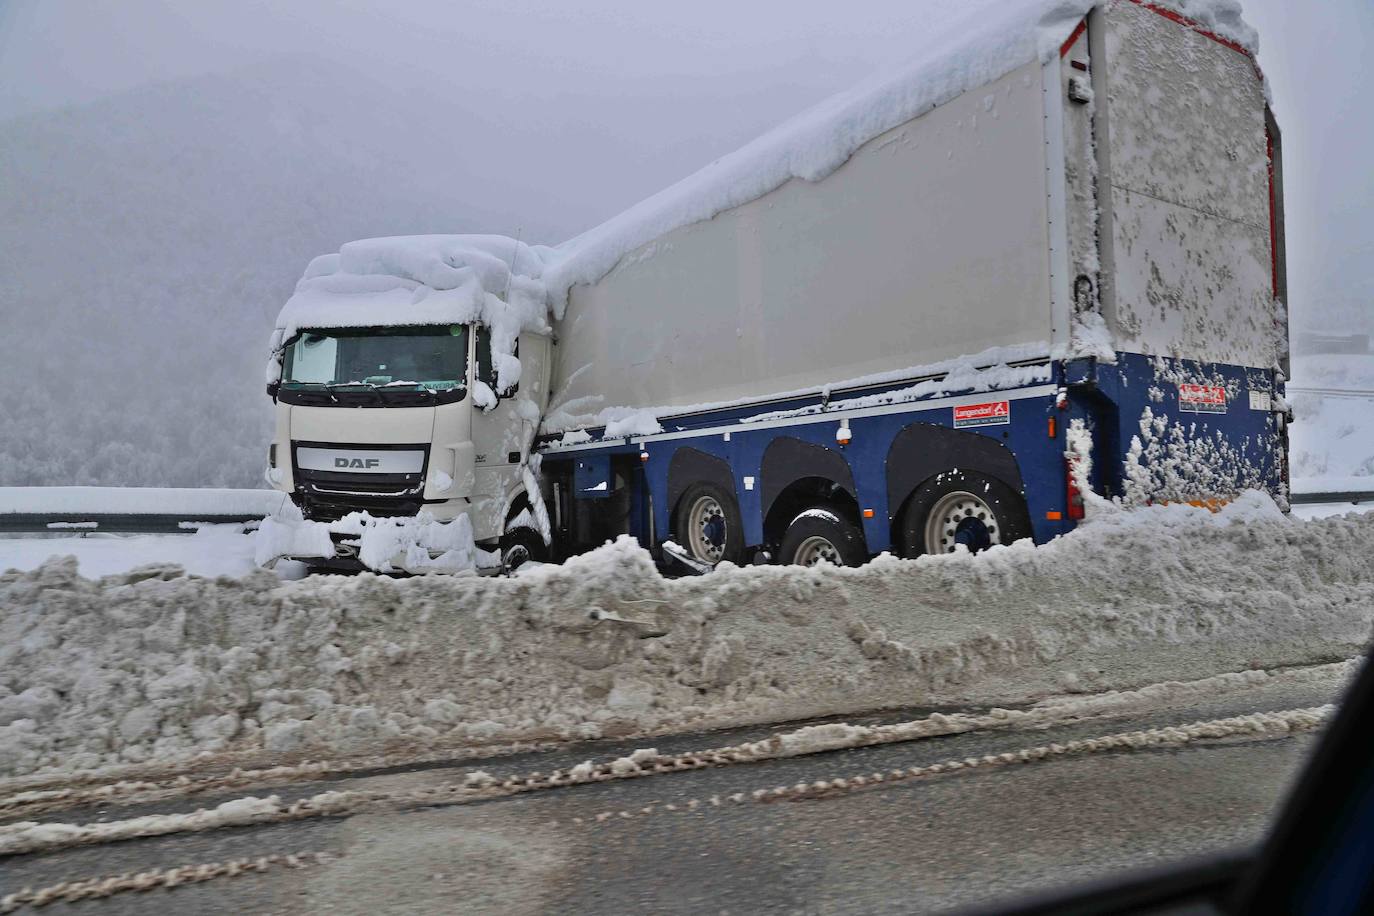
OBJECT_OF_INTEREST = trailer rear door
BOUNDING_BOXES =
[1096,0,1284,370]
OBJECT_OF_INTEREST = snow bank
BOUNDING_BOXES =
[254,508,501,574]
[267,235,555,393]
[0,487,285,517]
[543,0,1258,311]
[4,492,1370,781]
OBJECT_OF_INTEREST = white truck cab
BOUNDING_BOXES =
[264,287,553,571]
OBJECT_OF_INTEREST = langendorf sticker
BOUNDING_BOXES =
[1178,384,1227,414]
[953,400,1011,429]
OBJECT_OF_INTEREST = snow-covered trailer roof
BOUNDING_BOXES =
[544,0,1258,314]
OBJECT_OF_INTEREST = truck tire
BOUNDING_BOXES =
[674,483,745,565]
[778,507,867,567]
[899,469,1030,558]
[501,527,547,572]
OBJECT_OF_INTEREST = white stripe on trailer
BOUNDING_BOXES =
[541,384,1059,454]
[1041,50,1073,349]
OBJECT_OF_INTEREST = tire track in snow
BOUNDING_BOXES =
[0,705,1328,909]
[560,707,1331,828]
[0,703,1334,859]
[0,851,331,914]
[1,659,1355,823]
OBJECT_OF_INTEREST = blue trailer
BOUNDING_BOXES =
[534,1,1288,569]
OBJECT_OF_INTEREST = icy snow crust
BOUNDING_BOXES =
[4,492,1370,781]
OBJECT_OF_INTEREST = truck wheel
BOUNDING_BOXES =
[900,470,1029,558]
[778,507,867,567]
[674,483,745,565]
[501,527,547,572]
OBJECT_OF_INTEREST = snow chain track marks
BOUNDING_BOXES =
[0,751,762,857]
[0,851,332,913]
[6,658,1356,824]
[560,706,1333,828]
[0,737,562,802]
[0,706,1331,859]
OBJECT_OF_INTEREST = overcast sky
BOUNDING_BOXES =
[1,0,1369,329]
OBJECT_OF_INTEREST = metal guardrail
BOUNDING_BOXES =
[1285,386,1374,400]
[0,488,285,535]
[1289,491,1374,506]
[0,514,262,535]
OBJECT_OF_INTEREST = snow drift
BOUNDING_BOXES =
[3,493,1372,781]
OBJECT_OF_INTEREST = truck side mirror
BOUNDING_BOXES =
[266,381,280,401]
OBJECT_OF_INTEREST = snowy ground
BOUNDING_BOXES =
[1289,353,1374,491]
[0,527,304,581]
[3,493,1373,783]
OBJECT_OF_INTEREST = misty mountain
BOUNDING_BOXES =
[0,57,567,488]
[0,48,864,488]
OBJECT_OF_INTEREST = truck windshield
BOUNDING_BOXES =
[280,325,468,406]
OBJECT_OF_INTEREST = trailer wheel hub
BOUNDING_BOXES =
[687,495,728,562]
[924,490,999,555]
[793,535,842,567]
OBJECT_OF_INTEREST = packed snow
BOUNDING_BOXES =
[4,491,1372,781]
[254,506,500,574]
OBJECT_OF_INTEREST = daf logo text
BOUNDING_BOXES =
[335,457,382,469]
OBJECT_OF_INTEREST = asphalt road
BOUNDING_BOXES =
[1,669,1340,915]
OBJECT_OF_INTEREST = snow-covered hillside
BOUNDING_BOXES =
[0,59,562,489]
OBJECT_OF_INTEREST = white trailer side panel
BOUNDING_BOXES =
[1100,1,1280,368]
[553,59,1053,421]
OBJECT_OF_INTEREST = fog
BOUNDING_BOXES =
[0,0,1369,486]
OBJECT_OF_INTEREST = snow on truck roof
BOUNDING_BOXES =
[270,0,1257,342]
[267,234,555,383]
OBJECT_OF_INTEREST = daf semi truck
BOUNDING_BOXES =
[263,0,1289,573]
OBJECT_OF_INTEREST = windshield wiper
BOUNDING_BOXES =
[326,382,385,405]
[282,381,338,403]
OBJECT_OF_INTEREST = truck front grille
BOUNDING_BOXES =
[293,465,429,523]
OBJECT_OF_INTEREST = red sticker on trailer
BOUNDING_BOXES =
[1178,384,1228,414]
[953,401,1011,428]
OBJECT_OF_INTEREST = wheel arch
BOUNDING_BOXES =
[666,447,737,524]
[761,437,855,514]
[760,437,862,548]
[886,424,1027,544]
